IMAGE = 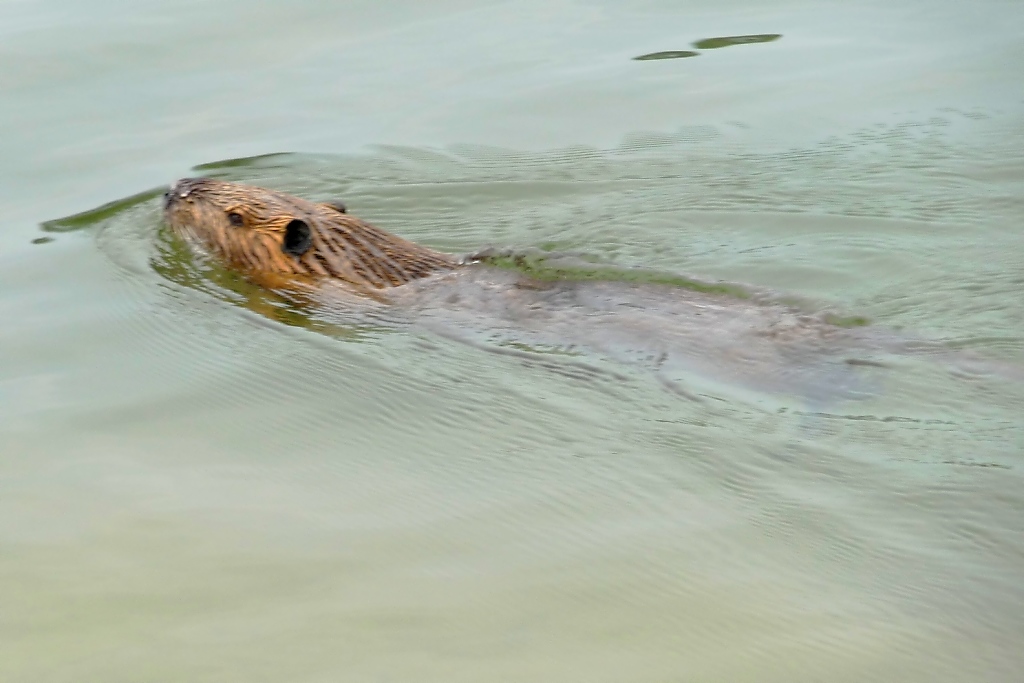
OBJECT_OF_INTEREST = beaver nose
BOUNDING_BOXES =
[165,178,203,209]
[167,177,209,204]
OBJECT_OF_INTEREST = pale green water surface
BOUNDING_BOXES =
[2,1,1023,681]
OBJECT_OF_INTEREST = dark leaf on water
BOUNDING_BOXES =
[692,34,781,50]
[633,50,699,61]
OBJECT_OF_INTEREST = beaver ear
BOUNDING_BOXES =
[282,219,313,257]
[321,201,347,214]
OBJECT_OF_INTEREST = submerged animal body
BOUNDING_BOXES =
[162,178,928,402]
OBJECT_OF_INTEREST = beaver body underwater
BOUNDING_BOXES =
[163,178,1001,403]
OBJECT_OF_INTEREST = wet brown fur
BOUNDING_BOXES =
[164,178,457,290]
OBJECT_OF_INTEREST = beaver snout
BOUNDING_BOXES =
[165,177,210,209]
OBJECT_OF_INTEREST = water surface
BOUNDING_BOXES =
[2,1,1023,681]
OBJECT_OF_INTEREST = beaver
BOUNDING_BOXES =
[162,177,1016,403]
[164,177,457,291]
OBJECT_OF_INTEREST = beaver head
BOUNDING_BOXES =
[164,178,456,288]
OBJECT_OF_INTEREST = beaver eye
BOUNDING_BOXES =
[227,212,244,227]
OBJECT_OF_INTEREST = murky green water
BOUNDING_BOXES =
[2,1,1023,680]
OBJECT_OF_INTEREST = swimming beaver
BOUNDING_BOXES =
[162,177,1010,402]
[164,177,456,290]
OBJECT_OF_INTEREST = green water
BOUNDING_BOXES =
[2,1,1023,681]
